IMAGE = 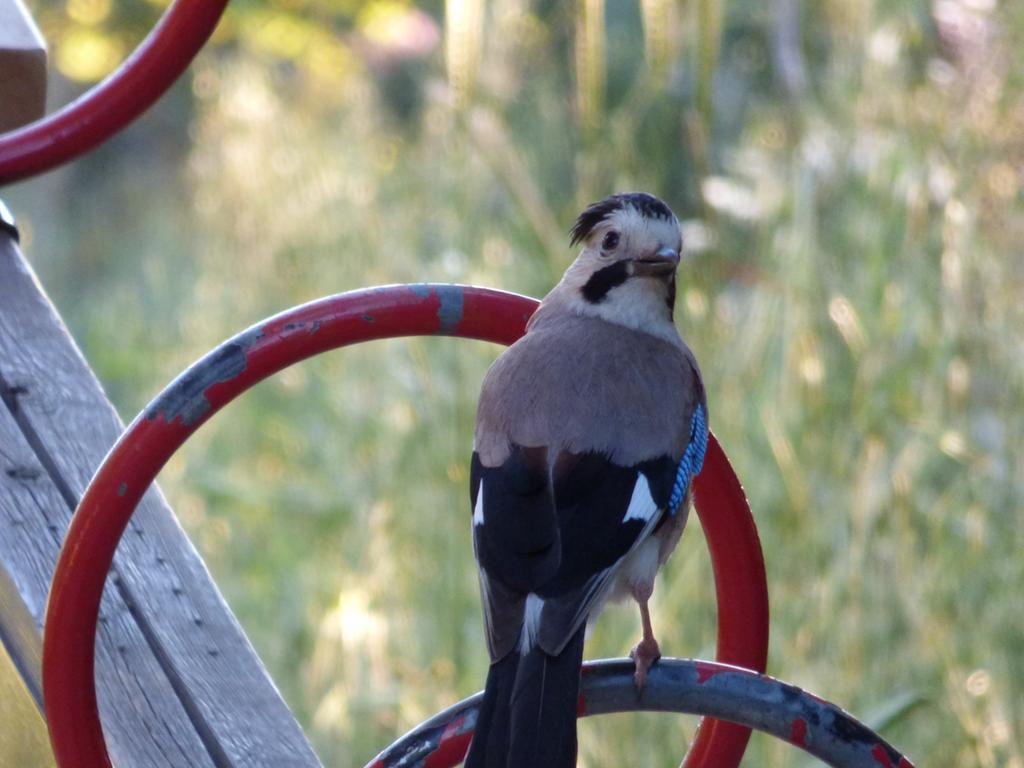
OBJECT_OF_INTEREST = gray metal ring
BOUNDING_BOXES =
[365,658,914,768]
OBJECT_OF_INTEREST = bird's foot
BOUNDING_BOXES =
[629,635,661,691]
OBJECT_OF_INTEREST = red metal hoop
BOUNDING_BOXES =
[0,0,227,185]
[42,284,769,767]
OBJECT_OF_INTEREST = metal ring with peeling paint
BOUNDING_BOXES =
[42,284,770,768]
[366,659,915,768]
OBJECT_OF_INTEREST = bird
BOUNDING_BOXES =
[464,192,708,768]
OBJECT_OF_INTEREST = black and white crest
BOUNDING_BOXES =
[569,192,676,246]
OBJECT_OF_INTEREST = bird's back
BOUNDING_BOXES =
[475,310,702,469]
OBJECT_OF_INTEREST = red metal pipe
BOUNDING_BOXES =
[0,0,227,185]
[42,284,769,768]
[684,434,770,767]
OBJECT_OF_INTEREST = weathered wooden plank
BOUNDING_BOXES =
[0,399,214,767]
[0,0,46,132]
[0,233,321,766]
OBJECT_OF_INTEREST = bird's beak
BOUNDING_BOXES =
[630,247,680,277]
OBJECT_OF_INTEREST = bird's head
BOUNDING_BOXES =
[549,192,684,341]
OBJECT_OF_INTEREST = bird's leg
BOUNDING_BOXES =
[629,581,661,691]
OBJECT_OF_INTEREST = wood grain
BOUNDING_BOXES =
[0,0,46,132]
[0,233,320,766]
[0,398,214,766]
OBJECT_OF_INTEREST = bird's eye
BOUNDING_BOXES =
[601,231,620,251]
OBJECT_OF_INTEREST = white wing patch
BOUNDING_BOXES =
[519,593,545,653]
[622,474,659,523]
[473,480,485,525]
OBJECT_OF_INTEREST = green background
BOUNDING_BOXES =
[6,0,1023,765]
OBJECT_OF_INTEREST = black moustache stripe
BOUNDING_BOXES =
[581,261,631,303]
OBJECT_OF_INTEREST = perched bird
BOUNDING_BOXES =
[465,192,708,768]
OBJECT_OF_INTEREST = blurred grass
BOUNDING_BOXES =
[8,0,1024,765]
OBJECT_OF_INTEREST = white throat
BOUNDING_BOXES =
[571,279,681,345]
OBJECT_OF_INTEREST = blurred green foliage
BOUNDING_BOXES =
[8,0,1024,765]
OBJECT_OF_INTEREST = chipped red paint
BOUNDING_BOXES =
[789,718,808,747]
[423,718,472,768]
[871,744,894,767]
[870,744,917,768]
[42,285,768,768]
[0,0,228,184]
[695,660,731,684]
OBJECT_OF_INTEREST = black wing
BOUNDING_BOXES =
[471,447,677,659]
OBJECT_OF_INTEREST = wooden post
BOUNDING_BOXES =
[0,0,47,132]
[0,224,322,764]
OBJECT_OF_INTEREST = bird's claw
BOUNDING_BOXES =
[629,636,661,692]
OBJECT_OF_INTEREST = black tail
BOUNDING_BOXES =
[465,650,519,768]
[465,626,586,768]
